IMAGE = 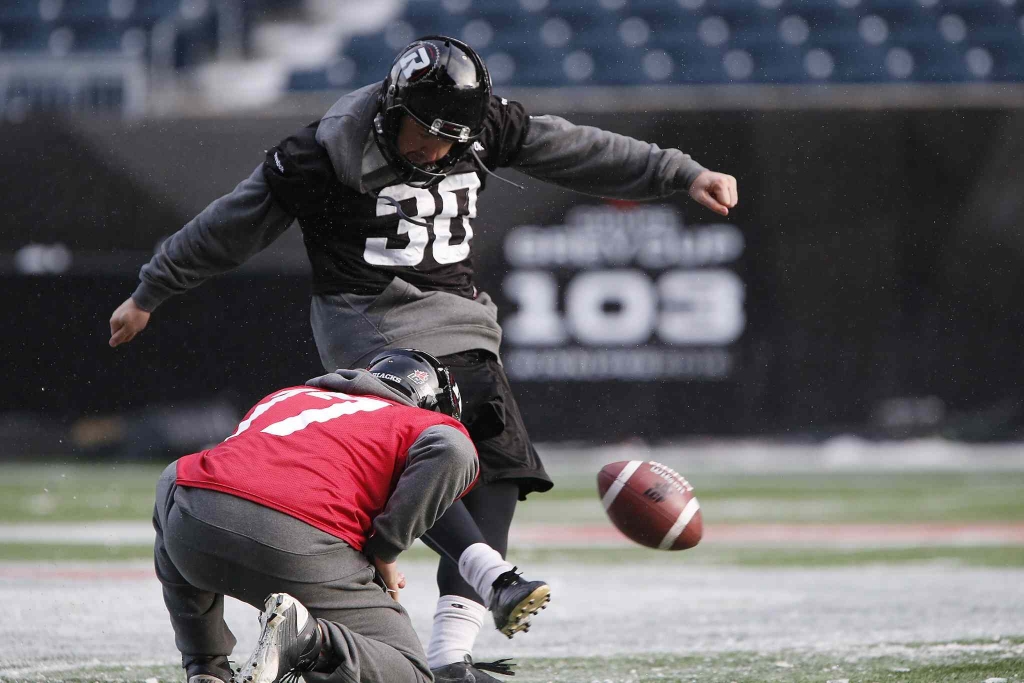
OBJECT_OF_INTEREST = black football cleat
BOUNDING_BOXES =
[432,656,516,682]
[186,654,233,683]
[232,593,322,683]
[489,567,550,638]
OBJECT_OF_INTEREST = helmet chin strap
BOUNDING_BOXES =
[373,143,525,228]
[469,146,526,191]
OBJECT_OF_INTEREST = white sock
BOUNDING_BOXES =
[426,596,487,669]
[457,542,514,606]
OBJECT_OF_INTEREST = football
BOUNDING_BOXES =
[597,460,703,550]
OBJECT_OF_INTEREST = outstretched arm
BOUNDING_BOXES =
[511,114,737,214]
[108,164,293,347]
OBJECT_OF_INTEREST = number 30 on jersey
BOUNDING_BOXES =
[365,172,480,267]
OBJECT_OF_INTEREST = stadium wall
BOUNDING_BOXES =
[3,105,1023,454]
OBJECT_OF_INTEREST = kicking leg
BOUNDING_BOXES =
[427,351,555,676]
[422,493,499,672]
[428,480,518,603]
[424,489,549,623]
[424,481,548,672]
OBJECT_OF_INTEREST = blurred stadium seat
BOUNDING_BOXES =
[3,0,1024,119]
[314,0,1024,89]
[0,0,261,118]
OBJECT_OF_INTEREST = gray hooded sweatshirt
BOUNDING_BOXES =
[177,368,478,564]
[132,83,707,371]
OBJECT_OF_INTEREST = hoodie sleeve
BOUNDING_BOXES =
[363,424,479,563]
[512,114,707,199]
[131,164,294,311]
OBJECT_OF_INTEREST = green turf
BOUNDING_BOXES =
[4,465,1024,526]
[528,470,1024,524]
[3,640,1022,682]
[0,464,164,523]
[699,544,1024,567]
[0,543,155,562]
[505,543,1024,568]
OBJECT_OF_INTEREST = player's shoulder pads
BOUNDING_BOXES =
[263,121,349,219]
[475,95,530,170]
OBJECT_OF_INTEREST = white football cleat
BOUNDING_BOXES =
[232,593,322,683]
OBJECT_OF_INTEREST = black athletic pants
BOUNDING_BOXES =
[423,480,520,602]
[425,350,552,604]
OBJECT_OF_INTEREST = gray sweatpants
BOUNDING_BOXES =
[153,463,432,683]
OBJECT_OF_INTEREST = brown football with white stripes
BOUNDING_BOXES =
[597,460,703,550]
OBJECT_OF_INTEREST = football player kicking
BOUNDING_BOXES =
[155,349,547,683]
[112,36,737,680]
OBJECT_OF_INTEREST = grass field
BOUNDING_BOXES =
[0,465,160,523]
[2,446,1024,682]
[6,641,1024,683]
[3,461,1024,563]
[5,462,1024,525]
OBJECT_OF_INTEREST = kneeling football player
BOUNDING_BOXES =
[153,349,549,683]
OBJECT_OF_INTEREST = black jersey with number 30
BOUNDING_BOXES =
[264,96,530,298]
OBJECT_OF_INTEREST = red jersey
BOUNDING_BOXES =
[176,386,471,551]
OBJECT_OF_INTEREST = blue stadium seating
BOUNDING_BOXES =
[288,68,332,91]
[0,0,221,62]
[729,40,810,83]
[60,0,120,21]
[670,43,731,83]
[133,0,191,23]
[296,0,1024,89]
[0,20,52,51]
[985,36,1024,80]
[500,45,580,86]
[5,0,1024,98]
[2,2,52,21]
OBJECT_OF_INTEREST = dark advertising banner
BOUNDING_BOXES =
[500,205,745,383]
[3,106,1024,447]
[483,200,751,442]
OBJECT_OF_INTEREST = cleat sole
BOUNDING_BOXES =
[499,585,552,637]
[231,594,294,683]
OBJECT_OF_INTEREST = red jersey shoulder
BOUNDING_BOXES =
[399,407,471,439]
[230,386,467,442]
[227,386,402,439]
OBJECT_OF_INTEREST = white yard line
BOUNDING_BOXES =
[0,521,154,545]
[3,521,1024,548]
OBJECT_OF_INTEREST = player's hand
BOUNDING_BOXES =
[373,556,406,602]
[108,297,151,347]
[689,170,738,217]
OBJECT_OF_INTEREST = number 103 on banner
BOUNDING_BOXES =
[503,268,745,347]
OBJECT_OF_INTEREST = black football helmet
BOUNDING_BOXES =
[365,348,462,421]
[374,35,491,188]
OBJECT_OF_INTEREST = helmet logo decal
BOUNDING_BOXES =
[371,371,404,385]
[407,369,430,385]
[399,45,436,81]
